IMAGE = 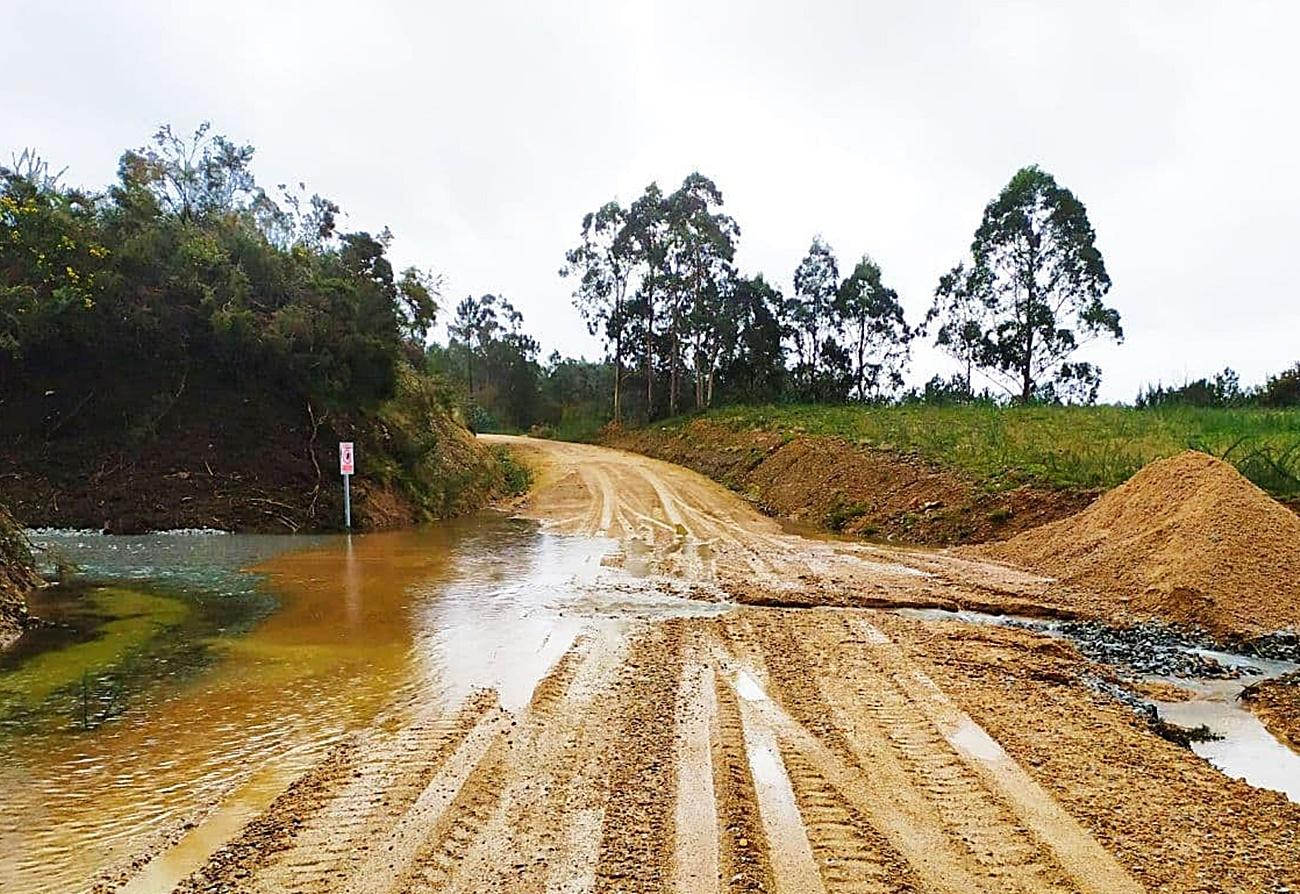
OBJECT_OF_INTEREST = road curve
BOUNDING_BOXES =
[118,436,1158,893]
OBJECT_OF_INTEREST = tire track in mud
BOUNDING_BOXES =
[674,657,721,894]
[711,673,778,894]
[592,621,684,894]
[846,617,1144,894]
[163,692,500,894]
[742,610,1143,894]
[432,630,627,894]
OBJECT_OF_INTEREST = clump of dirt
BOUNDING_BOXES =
[0,503,39,647]
[605,420,1092,545]
[979,451,1300,638]
[1240,672,1300,756]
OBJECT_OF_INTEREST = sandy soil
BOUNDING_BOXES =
[978,451,1300,637]
[105,437,1300,893]
[1241,674,1300,756]
[604,418,1094,545]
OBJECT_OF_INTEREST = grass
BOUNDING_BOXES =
[663,404,1300,497]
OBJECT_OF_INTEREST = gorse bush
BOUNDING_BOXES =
[1,124,439,429]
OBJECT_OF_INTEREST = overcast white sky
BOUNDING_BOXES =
[6,1,1298,402]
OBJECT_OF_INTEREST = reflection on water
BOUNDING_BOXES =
[0,513,730,893]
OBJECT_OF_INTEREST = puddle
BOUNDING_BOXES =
[1,514,740,892]
[1154,696,1300,802]
[890,604,1300,803]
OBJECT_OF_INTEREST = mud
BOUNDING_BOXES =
[1241,672,1300,755]
[979,450,1300,638]
[10,436,1300,893]
[0,505,38,647]
[603,419,1093,545]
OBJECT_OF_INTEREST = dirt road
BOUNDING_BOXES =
[108,437,1300,893]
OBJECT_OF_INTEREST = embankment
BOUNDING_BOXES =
[0,366,510,534]
[603,418,1093,545]
[0,505,38,646]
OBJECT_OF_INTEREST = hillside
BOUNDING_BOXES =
[0,127,511,533]
[0,364,507,533]
[603,404,1300,545]
[0,505,38,646]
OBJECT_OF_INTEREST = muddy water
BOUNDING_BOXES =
[0,515,727,894]
[892,606,1300,803]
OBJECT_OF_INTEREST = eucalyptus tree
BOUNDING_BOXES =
[837,255,911,400]
[663,173,738,414]
[965,165,1121,403]
[924,262,989,396]
[714,273,787,404]
[789,237,841,400]
[622,183,670,418]
[561,200,631,421]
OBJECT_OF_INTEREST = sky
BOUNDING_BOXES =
[5,0,1298,403]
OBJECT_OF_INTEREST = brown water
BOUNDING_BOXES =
[0,515,728,894]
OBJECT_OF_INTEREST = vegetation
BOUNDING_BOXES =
[1,125,509,529]
[653,403,1300,498]
[927,166,1121,403]
[558,164,1123,422]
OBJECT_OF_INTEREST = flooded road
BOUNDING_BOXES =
[4,437,1300,893]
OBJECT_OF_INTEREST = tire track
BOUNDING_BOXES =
[336,705,510,894]
[711,673,777,894]
[781,747,920,893]
[593,621,684,894]
[847,618,1144,894]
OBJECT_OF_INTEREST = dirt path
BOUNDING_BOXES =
[106,437,1300,893]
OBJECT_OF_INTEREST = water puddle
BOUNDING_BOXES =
[1154,695,1300,802]
[1,513,738,892]
[890,605,1300,804]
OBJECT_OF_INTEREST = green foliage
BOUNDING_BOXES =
[1,123,440,424]
[667,403,1300,498]
[929,165,1121,403]
[490,445,533,496]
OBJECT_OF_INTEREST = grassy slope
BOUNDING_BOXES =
[678,404,1300,499]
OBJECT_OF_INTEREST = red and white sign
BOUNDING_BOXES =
[339,442,355,476]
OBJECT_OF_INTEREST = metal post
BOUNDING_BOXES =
[343,473,352,530]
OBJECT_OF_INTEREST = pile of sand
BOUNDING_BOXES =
[979,451,1300,637]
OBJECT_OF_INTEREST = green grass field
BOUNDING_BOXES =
[668,404,1300,498]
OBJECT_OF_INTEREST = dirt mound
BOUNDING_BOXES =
[980,451,1300,636]
[605,419,1092,545]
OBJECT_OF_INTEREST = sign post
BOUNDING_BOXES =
[339,441,355,530]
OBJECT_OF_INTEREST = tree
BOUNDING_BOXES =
[714,274,787,403]
[788,237,841,400]
[447,294,501,399]
[117,123,264,222]
[622,183,670,419]
[965,165,1121,403]
[664,173,738,413]
[561,201,631,422]
[837,255,911,400]
[924,263,989,396]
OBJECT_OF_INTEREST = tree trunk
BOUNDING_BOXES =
[644,286,655,420]
[856,316,867,401]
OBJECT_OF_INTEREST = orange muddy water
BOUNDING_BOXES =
[1,517,717,894]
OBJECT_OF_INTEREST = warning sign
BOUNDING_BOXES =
[339,442,355,476]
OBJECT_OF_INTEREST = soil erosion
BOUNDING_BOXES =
[74,438,1300,893]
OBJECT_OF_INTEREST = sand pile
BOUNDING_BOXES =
[979,451,1300,637]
